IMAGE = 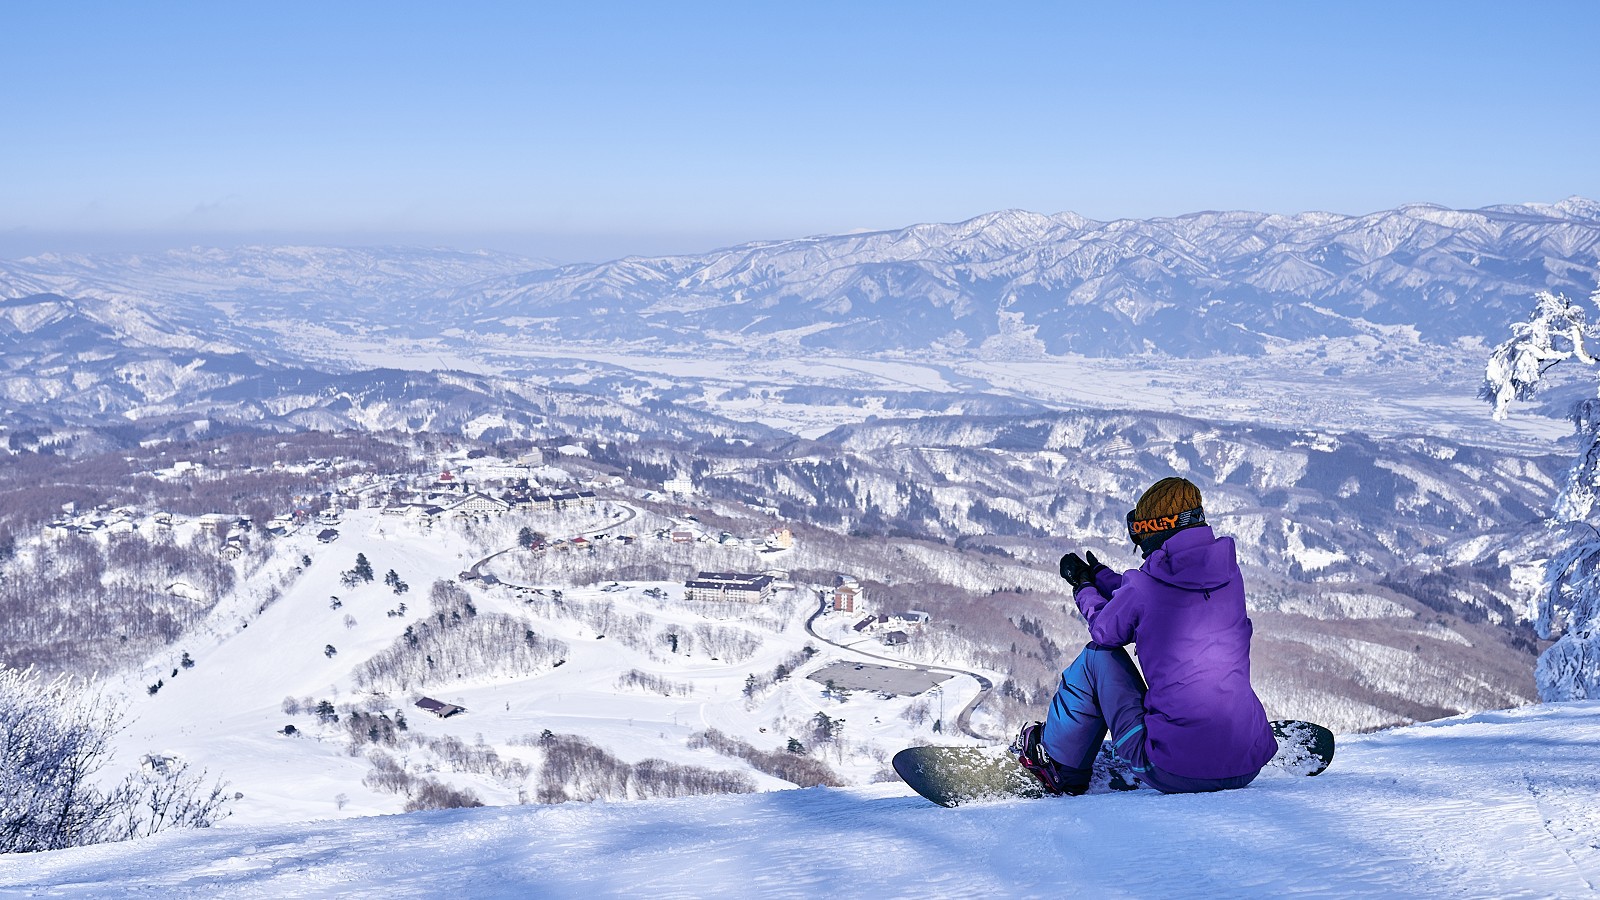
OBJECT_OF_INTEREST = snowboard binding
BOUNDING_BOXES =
[1011,722,1088,796]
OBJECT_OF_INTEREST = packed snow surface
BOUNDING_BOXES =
[6,702,1599,898]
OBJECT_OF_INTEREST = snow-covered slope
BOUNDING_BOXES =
[102,506,968,827]
[6,702,1598,897]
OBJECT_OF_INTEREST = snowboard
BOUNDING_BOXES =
[893,719,1335,808]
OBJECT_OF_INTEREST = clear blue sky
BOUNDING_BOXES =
[2,1,1596,261]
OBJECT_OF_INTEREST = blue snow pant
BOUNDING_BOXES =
[1041,643,1259,794]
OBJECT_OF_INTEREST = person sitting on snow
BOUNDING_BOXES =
[1013,476,1277,795]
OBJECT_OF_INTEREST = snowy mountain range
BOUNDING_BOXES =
[434,197,1600,355]
[3,199,1598,364]
[2,199,1595,451]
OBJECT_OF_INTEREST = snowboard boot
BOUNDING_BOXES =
[1011,722,1089,796]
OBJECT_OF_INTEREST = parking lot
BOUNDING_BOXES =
[807,661,951,697]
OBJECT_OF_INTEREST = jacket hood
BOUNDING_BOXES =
[1142,525,1236,592]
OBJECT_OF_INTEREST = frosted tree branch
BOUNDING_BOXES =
[1484,289,1600,700]
[1482,290,1594,420]
[0,667,230,853]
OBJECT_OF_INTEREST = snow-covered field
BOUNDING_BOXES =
[6,702,1598,897]
[103,506,972,828]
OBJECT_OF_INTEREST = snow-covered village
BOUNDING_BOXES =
[6,4,1600,898]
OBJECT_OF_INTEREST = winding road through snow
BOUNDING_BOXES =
[803,599,998,742]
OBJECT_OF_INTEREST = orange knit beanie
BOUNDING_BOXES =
[1126,477,1207,547]
[1134,477,1204,521]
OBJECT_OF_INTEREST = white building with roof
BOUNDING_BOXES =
[683,571,775,603]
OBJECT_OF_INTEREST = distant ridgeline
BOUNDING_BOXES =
[395,200,1600,355]
[1,200,1596,453]
[2,200,1598,361]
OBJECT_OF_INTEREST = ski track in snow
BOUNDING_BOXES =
[5,703,1600,898]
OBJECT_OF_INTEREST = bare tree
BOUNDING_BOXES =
[0,667,229,853]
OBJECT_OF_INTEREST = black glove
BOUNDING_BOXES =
[1059,552,1093,589]
[1060,551,1110,590]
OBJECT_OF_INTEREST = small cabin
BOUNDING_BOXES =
[416,697,466,719]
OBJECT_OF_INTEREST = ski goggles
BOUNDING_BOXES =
[1126,506,1206,545]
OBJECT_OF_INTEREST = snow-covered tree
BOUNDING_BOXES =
[0,667,229,853]
[1484,288,1600,700]
[1484,291,1594,420]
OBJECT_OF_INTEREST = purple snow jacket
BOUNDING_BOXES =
[1075,525,1277,780]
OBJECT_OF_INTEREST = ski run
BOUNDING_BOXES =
[3,701,1597,897]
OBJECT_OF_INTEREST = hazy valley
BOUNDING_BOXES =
[0,200,1586,824]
